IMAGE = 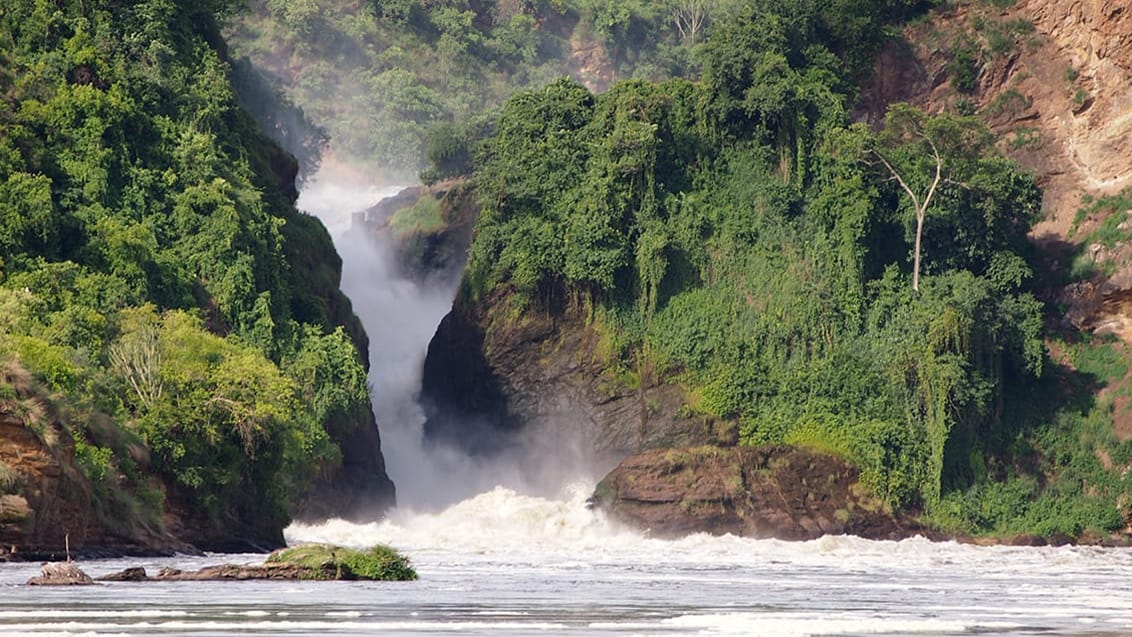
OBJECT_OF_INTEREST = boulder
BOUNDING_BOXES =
[97,567,148,582]
[592,444,924,541]
[27,562,93,586]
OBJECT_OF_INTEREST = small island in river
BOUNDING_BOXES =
[25,544,417,586]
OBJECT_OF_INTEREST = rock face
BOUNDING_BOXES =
[591,445,922,541]
[0,414,180,559]
[292,403,397,529]
[420,290,736,476]
[356,181,479,285]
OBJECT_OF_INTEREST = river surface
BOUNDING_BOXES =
[2,483,1132,636]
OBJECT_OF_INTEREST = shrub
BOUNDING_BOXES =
[267,543,418,581]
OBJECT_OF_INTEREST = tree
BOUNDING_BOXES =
[670,0,711,44]
[864,104,1036,291]
[870,118,941,293]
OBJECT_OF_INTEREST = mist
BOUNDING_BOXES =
[296,165,603,513]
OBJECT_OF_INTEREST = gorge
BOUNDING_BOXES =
[3,0,1132,562]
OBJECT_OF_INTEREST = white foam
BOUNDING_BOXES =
[0,610,188,619]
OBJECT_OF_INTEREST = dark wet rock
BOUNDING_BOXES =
[97,567,148,582]
[591,444,924,541]
[154,563,333,581]
[1007,534,1048,547]
[1047,532,1076,547]
[421,288,736,471]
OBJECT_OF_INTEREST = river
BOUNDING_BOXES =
[4,175,1131,636]
[2,483,1132,635]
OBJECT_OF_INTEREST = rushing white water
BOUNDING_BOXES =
[296,169,610,510]
[3,485,1132,636]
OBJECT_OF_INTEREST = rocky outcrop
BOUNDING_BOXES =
[591,445,923,541]
[0,412,181,560]
[27,562,94,586]
[420,289,736,473]
[1017,0,1132,209]
[356,181,478,285]
[292,403,396,528]
[36,544,419,584]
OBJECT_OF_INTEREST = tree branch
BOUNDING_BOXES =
[870,149,921,213]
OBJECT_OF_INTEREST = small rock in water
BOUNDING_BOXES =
[27,562,93,586]
[97,566,148,582]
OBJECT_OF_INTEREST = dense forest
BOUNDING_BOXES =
[225,0,824,180]
[427,0,1130,537]
[0,0,386,546]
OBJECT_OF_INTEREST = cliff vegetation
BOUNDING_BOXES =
[0,0,392,554]
[425,0,1132,540]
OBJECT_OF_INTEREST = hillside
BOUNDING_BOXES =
[409,0,1132,542]
[0,0,392,556]
[224,0,717,181]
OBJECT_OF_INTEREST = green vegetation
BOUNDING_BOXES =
[0,0,376,541]
[438,0,1132,538]
[1070,188,1132,244]
[225,0,936,179]
[266,543,418,581]
[391,194,446,236]
[225,0,700,178]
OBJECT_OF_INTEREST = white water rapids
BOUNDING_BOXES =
[3,172,1131,635]
[3,487,1132,636]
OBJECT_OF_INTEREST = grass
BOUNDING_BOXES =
[389,194,446,236]
[982,89,1029,118]
[1068,187,1132,244]
[1072,88,1090,109]
[0,461,19,495]
[1051,334,1128,385]
[1007,127,1041,150]
[266,543,418,581]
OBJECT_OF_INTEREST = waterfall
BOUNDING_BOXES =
[296,167,567,512]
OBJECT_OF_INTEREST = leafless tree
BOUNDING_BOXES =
[671,0,710,44]
[871,138,942,292]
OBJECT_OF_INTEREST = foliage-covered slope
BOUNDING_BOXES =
[0,0,390,550]
[225,0,783,180]
[437,0,1132,538]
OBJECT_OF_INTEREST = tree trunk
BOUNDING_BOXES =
[913,208,925,291]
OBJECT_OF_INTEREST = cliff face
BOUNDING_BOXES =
[592,445,923,541]
[420,288,736,471]
[0,413,179,559]
[1022,0,1132,197]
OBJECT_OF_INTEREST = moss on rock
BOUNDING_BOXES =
[266,543,418,581]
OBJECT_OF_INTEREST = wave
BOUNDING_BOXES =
[286,481,1126,572]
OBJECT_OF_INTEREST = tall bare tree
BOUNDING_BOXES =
[872,137,942,292]
[671,0,710,44]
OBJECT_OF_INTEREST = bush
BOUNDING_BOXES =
[267,543,418,581]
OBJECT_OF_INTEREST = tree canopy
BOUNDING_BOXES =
[0,0,377,540]
[444,0,1128,536]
